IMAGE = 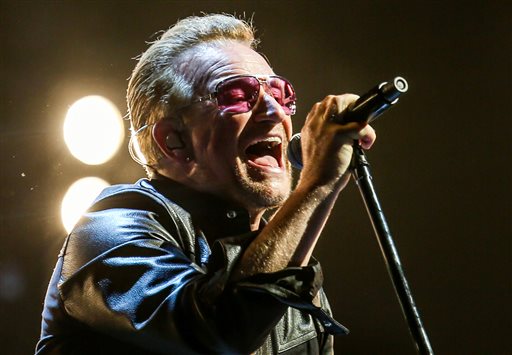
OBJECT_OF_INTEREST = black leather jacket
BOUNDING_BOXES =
[36,178,347,354]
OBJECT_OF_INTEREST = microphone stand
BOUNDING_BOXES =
[350,144,434,355]
[287,76,434,352]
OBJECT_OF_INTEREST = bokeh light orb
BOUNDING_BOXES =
[61,177,109,233]
[64,95,124,165]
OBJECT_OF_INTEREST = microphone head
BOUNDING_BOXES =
[379,76,408,103]
[287,133,303,170]
[393,77,408,93]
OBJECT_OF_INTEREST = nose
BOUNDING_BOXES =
[251,91,287,124]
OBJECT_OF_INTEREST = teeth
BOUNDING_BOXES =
[256,137,282,145]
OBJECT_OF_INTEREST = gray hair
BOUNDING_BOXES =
[127,14,257,178]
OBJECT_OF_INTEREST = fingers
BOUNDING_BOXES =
[305,94,358,124]
[358,125,376,149]
[329,94,377,149]
[331,94,360,117]
[297,93,377,189]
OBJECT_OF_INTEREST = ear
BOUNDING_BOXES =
[152,119,191,163]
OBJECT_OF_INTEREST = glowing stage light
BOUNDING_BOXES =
[64,95,124,165]
[61,177,109,233]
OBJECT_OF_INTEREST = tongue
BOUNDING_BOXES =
[250,154,279,168]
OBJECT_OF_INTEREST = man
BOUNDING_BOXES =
[37,14,375,354]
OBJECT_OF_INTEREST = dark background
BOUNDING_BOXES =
[1,1,510,354]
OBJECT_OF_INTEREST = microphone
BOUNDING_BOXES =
[287,76,408,169]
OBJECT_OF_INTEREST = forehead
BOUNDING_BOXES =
[185,41,275,92]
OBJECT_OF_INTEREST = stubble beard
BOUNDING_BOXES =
[233,160,293,210]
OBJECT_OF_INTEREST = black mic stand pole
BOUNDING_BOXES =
[287,77,434,353]
[350,145,434,355]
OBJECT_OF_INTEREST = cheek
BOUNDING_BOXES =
[205,115,246,156]
[284,117,293,140]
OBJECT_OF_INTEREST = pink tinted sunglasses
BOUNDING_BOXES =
[188,74,297,115]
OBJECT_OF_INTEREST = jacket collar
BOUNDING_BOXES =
[141,177,255,241]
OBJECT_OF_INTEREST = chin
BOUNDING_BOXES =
[234,168,292,209]
[255,184,290,208]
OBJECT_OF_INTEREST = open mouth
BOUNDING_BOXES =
[245,137,283,170]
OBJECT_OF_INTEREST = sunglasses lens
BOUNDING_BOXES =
[215,76,297,115]
[216,77,261,114]
[268,77,297,115]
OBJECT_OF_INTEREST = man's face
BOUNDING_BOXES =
[179,41,294,212]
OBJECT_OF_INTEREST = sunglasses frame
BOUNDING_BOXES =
[189,74,297,116]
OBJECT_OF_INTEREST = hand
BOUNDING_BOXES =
[297,94,376,191]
